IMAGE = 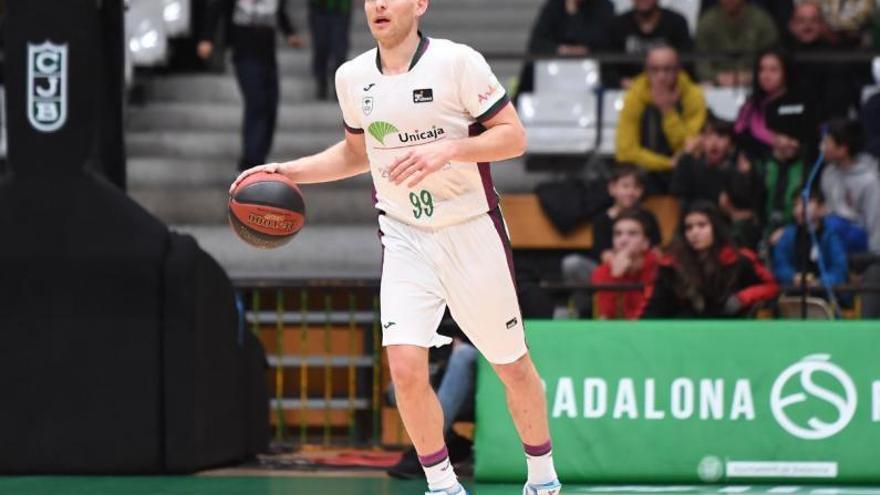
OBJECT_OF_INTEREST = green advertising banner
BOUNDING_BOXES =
[475,321,880,483]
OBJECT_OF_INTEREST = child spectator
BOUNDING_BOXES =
[718,157,764,250]
[641,201,779,317]
[590,210,659,319]
[561,164,661,316]
[772,188,848,289]
[752,131,806,241]
[820,118,880,253]
[671,115,737,209]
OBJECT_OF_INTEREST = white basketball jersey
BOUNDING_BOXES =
[335,36,510,229]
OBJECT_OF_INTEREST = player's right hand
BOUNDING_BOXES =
[229,163,281,194]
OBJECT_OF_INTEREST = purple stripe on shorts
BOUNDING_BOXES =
[523,440,552,457]
[488,207,517,290]
[418,446,449,467]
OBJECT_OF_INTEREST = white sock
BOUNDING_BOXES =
[524,441,558,485]
[420,447,459,492]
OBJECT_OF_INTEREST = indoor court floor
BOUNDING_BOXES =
[2,477,880,495]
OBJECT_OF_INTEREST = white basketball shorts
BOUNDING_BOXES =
[378,210,527,365]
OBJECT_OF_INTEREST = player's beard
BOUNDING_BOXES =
[372,16,417,51]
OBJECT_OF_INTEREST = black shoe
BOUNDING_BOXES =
[387,447,423,480]
[446,430,473,464]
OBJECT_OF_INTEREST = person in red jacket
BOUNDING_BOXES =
[590,210,659,319]
[641,200,779,318]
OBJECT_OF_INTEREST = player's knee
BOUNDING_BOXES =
[388,356,428,392]
[493,354,534,385]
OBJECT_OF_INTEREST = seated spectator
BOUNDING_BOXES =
[820,119,880,253]
[719,158,764,250]
[516,0,615,98]
[862,91,880,159]
[809,0,875,46]
[590,210,660,319]
[773,187,848,290]
[671,115,737,209]
[701,0,794,31]
[616,44,707,193]
[696,0,779,86]
[561,164,661,316]
[785,2,860,120]
[737,47,819,159]
[609,0,693,86]
[752,132,806,240]
[641,201,779,318]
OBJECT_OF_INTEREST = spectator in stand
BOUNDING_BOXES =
[701,0,794,31]
[772,187,848,291]
[785,2,860,120]
[696,0,778,86]
[751,132,806,243]
[616,44,707,193]
[808,0,875,46]
[308,0,353,100]
[671,115,737,209]
[734,47,816,159]
[198,0,305,171]
[561,164,661,317]
[516,0,615,98]
[641,201,779,318]
[821,119,880,253]
[609,0,693,86]
[718,158,764,250]
[590,210,660,319]
[862,92,880,159]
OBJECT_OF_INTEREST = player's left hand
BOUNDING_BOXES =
[387,141,455,187]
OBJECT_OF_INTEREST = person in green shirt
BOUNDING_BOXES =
[696,0,778,86]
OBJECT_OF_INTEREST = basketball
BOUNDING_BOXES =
[228,171,306,248]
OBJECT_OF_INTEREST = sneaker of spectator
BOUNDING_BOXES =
[641,200,779,318]
[609,0,694,87]
[671,114,737,209]
[615,43,707,193]
[589,210,659,319]
[820,118,880,254]
[696,0,779,86]
[772,187,848,291]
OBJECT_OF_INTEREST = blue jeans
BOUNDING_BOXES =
[437,342,478,433]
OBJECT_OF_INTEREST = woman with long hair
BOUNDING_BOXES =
[641,201,779,318]
[733,47,795,158]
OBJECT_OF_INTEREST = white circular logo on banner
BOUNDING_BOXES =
[770,354,857,440]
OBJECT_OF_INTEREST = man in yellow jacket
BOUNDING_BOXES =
[615,44,706,193]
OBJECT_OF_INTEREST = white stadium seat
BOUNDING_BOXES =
[519,92,599,154]
[534,59,602,94]
[703,86,747,122]
[598,89,625,155]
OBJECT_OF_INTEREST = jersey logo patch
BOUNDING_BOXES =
[362,96,374,115]
[363,83,376,92]
[506,317,518,329]
[368,121,399,145]
[413,88,433,103]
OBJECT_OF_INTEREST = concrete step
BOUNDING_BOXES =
[172,223,382,279]
[126,130,333,159]
[127,102,343,132]
[144,75,320,103]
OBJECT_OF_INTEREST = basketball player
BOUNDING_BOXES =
[231,1,560,493]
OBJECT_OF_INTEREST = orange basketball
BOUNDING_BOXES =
[228,171,306,248]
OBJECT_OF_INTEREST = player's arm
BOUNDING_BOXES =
[387,102,526,187]
[229,131,369,192]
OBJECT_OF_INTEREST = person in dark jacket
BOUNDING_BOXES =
[671,115,737,209]
[515,0,615,99]
[308,0,353,100]
[197,0,304,171]
[773,188,848,290]
[641,200,779,318]
[609,0,693,86]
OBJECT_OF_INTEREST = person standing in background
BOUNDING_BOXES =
[197,0,305,171]
[309,0,353,100]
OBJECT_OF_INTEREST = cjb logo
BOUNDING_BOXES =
[28,41,68,133]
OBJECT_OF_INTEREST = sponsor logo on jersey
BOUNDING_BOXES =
[506,317,518,329]
[28,41,68,133]
[398,126,446,144]
[478,83,499,104]
[383,321,396,329]
[413,88,433,103]
[363,83,376,92]
[368,121,399,145]
[362,96,374,115]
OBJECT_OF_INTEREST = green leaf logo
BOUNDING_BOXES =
[368,121,398,145]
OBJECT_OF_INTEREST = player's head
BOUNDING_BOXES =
[608,163,647,210]
[365,0,429,47]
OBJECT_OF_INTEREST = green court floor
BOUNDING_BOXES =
[2,477,880,495]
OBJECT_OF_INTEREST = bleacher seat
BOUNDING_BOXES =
[598,89,625,155]
[703,86,747,121]
[520,59,602,154]
[611,0,701,34]
[520,92,599,154]
[777,295,835,319]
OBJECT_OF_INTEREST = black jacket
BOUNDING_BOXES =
[527,0,615,54]
[200,0,296,56]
